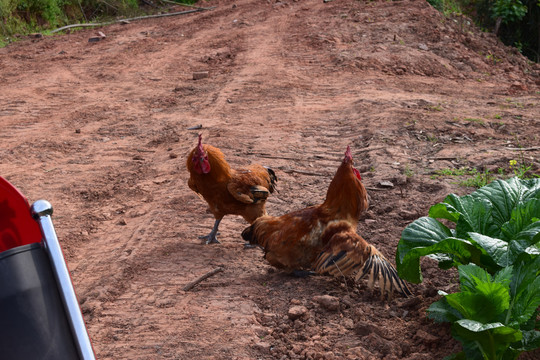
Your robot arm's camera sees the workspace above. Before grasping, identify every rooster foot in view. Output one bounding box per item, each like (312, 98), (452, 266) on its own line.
(198, 234), (220, 244)
(243, 242), (258, 249)
(291, 270), (316, 278)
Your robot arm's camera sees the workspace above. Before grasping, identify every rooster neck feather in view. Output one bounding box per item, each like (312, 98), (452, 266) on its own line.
(322, 161), (368, 222)
(187, 144), (232, 183)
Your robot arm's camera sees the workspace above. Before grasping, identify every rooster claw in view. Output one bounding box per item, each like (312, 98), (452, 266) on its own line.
(198, 234), (220, 244)
(243, 242), (257, 249)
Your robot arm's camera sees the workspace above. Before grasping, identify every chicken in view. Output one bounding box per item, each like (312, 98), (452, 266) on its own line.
(241, 146), (411, 298)
(187, 134), (277, 244)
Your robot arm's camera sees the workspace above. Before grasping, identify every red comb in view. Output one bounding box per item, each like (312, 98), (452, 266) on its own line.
(197, 134), (204, 152)
(344, 146), (353, 162)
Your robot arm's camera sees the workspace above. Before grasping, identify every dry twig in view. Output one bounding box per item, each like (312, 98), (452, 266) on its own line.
(183, 267), (224, 291)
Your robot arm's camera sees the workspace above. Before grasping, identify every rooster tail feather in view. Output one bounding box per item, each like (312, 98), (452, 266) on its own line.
(264, 166), (278, 193)
(315, 245), (411, 298)
(354, 250), (412, 299)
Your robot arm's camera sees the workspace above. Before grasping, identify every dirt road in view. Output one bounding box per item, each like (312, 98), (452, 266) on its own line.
(1, 0), (539, 358)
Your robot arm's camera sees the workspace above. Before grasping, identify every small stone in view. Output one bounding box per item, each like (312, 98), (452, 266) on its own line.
(400, 295), (422, 309)
(252, 341), (271, 353)
(418, 43), (429, 51)
(169, 153), (178, 159)
(117, 219), (127, 226)
(378, 180), (394, 188)
(75, 129), (81, 134)
(313, 295), (340, 311)
(193, 71), (209, 80)
(288, 305), (308, 320)
(29, 33), (43, 39)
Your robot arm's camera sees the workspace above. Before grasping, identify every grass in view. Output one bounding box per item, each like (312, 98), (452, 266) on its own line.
(432, 158), (538, 189)
(404, 164), (414, 178)
(431, 167), (498, 188)
(464, 117), (484, 125)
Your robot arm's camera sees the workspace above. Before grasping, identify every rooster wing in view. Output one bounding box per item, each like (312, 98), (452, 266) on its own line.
(314, 221), (411, 299)
(227, 165), (277, 204)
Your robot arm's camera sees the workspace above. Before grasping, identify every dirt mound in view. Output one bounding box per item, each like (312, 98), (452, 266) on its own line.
(0, 0), (538, 359)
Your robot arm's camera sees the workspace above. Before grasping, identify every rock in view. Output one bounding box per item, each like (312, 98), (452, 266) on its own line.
(313, 295), (340, 311)
(400, 209), (418, 220)
(252, 341), (272, 353)
(400, 295), (422, 309)
(510, 81), (528, 92)
(354, 321), (383, 337)
(288, 305), (308, 320)
(378, 180), (394, 188)
(363, 332), (393, 356)
(256, 312), (276, 326)
(418, 43), (429, 51)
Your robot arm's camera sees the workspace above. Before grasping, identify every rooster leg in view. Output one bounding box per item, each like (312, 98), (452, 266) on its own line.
(199, 219), (221, 244)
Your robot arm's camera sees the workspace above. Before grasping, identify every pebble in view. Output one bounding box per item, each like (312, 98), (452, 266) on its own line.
(313, 295), (340, 311)
(288, 305), (308, 320)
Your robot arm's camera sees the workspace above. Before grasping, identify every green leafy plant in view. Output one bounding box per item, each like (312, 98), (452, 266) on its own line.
(396, 177), (540, 359)
(427, 260), (540, 360)
(397, 177), (540, 282)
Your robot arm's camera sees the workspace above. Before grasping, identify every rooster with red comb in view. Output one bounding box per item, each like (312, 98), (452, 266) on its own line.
(187, 135), (277, 244)
(242, 146), (411, 299)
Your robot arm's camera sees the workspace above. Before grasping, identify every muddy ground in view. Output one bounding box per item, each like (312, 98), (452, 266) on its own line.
(1, 0), (539, 358)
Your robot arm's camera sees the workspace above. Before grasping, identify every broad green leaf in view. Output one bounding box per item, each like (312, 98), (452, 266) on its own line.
(429, 201), (460, 223)
(509, 256), (540, 299)
(427, 297), (462, 323)
(469, 232), (512, 267)
(511, 276), (540, 325)
(397, 236), (480, 283)
(473, 179), (524, 227)
(501, 199), (540, 241)
(439, 195), (496, 237)
(453, 320), (522, 360)
(397, 217), (453, 282)
(456, 320), (518, 336)
(458, 263), (492, 292)
(493, 266), (513, 287)
(521, 178), (540, 202)
(513, 329), (540, 351)
(446, 288), (508, 324)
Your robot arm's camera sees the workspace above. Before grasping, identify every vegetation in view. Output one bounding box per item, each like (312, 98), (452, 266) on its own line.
(396, 177), (540, 359)
(0, 0), (195, 45)
(427, 0), (540, 62)
(432, 157), (538, 189)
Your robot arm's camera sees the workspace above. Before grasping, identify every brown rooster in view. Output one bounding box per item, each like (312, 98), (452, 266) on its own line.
(187, 134), (277, 244)
(241, 146), (411, 298)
